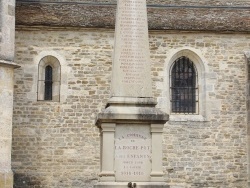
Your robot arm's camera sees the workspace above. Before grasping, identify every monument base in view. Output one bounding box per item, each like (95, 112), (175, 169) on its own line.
(95, 97), (169, 187)
(0, 171), (13, 188)
(94, 182), (170, 188)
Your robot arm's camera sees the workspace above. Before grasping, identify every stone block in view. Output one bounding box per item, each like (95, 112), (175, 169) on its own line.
(0, 171), (13, 188)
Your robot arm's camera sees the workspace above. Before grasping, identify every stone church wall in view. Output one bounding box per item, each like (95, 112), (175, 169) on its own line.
(12, 28), (249, 187)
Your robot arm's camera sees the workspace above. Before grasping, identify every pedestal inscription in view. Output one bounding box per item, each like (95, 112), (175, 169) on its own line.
(111, 0), (152, 97)
(115, 125), (151, 182)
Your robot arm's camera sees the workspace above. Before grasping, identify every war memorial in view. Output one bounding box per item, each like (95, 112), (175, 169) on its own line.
(95, 0), (168, 186)
(0, 0), (250, 187)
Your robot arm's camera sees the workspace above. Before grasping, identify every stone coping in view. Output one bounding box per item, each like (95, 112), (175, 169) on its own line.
(16, 2), (250, 32)
(96, 105), (169, 127)
(0, 60), (20, 68)
(107, 97), (157, 107)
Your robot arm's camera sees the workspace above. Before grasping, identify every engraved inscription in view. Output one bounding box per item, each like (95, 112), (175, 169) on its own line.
(112, 0), (152, 97)
(117, 0), (148, 85)
(115, 125), (151, 182)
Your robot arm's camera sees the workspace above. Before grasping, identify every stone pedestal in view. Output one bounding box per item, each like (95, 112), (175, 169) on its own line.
(95, 98), (168, 187)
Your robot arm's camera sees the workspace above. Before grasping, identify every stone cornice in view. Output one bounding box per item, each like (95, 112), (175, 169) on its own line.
(0, 60), (20, 68)
(16, 2), (250, 32)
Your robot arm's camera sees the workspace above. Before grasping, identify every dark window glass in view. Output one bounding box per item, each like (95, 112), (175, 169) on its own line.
(171, 56), (197, 113)
(44, 65), (53, 100)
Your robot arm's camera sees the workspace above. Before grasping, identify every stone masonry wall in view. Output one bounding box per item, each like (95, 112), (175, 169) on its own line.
(13, 28), (249, 187)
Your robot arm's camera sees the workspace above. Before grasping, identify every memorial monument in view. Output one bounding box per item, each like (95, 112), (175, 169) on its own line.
(95, 0), (169, 187)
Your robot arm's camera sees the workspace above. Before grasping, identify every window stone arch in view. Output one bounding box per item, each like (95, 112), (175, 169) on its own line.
(161, 47), (210, 121)
(37, 55), (61, 101)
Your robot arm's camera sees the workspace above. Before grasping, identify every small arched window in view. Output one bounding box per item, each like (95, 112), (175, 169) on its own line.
(170, 56), (198, 114)
(37, 56), (61, 101)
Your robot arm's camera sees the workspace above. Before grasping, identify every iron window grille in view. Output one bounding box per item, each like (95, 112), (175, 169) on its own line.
(44, 65), (53, 100)
(170, 56), (198, 114)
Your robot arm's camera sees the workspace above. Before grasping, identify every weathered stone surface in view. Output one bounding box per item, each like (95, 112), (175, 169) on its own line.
(16, 2), (250, 32)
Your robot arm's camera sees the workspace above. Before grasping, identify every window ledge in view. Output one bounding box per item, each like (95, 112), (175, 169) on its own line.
(169, 114), (207, 122)
(36, 100), (60, 103)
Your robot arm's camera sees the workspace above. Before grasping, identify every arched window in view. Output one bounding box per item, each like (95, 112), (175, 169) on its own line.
(170, 56), (198, 114)
(37, 56), (61, 101)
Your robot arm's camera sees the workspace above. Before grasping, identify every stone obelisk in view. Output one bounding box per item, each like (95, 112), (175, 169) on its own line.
(95, 0), (168, 187)
(111, 0), (152, 98)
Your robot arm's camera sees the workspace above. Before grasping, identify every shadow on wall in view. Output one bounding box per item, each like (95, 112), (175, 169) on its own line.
(14, 173), (42, 188)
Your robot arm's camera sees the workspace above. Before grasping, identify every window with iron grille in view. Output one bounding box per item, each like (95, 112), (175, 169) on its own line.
(44, 65), (53, 100)
(170, 56), (198, 114)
